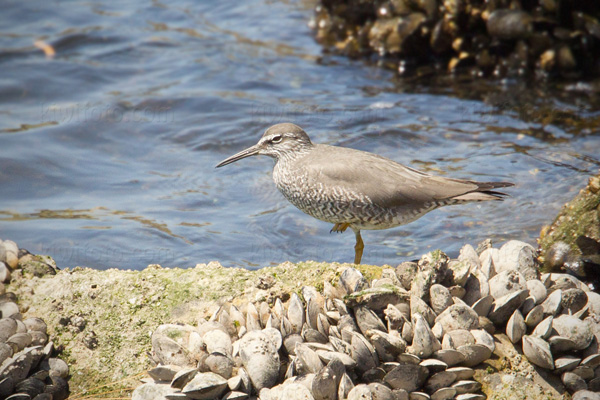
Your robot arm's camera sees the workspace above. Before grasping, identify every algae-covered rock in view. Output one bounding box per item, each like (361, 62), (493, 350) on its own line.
(6, 260), (370, 397)
(539, 172), (600, 287)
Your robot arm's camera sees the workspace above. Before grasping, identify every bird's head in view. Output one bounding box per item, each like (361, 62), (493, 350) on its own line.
(216, 123), (313, 167)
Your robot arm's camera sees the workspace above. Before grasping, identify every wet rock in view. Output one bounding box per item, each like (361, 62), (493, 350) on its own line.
(488, 270), (527, 300)
(451, 380), (482, 395)
(525, 305), (544, 329)
(0, 318), (17, 342)
(239, 330), (280, 390)
(572, 390), (600, 400)
(552, 315), (593, 350)
(470, 329), (494, 353)
(532, 316), (553, 339)
(495, 241), (538, 279)
(355, 306), (387, 335)
(542, 289), (562, 316)
(39, 357), (69, 378)
(171, 368), (197, 389)
(463, 271), (489, 306)
(182, 372), (228, 400)
(486, 10), (533, 41)
(471, 296), (493, 317)
(432, 349), (465, 366)
(296, 343), (324, 375)
(549, 336), (579, 353)
(562, 372), (587, 392)
(0, 302), (19, 319)
(383, 364), (429, 392)
(429, 284), (453, 315)
(442, 330), (474, 350)
(152, 324), (200, 367)
(22, 318), (46, 334)
(148, 364), (182, 382)
(311, 365), (339, 400)
(526, 280), (547, 305)
(340, 268), (369, 295)
(347, 384), (372, 400)
(205, 353), (233, 379)
(222, 391), (248, 400)
(554, 356), (581, 374)
(420, 358), (448, 373)
(366, 329), (406, 362)
(411, 296), (436, 327)
(522, 335), (554, 369)
(488, 289), (528, 324)
(410, 314), (441, 358)
(457, 344), (492, 368)
(288, 293), (306, 335)
(445, 260), (472, 287)
(425, 370), (456, 393)
(506, 310), (526, 344)
(338, 373), (355, 399)
(433, 305), (479, 333)
(203, 329), (232, 356)
(430, 387), (456, 400)
(396, 262), (419, 291)
(281, 382), (315, 400)
(447, 367), (474, 381)
(368, 382), (394, 400)
(132, 382), (178, 400)
(561, 289), (588, 315)
(350, 331), (378, 374)
(347, 287), (410, 314)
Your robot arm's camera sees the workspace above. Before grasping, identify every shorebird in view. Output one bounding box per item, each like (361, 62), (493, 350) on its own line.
(216, 123), (513, 264)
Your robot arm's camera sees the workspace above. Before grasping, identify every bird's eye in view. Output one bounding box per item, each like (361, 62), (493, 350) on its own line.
(271, 134), (283, 144)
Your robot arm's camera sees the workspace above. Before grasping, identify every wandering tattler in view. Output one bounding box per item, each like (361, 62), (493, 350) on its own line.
(216, 123), (513, 264)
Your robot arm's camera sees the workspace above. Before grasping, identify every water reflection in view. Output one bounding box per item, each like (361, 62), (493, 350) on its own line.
(0, 0), (598, 270)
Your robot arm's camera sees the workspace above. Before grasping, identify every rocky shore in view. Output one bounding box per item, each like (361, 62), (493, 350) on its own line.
(1, 238), (599, 399)
(1, 172), (599, 400)
(311, 0), (600, 81)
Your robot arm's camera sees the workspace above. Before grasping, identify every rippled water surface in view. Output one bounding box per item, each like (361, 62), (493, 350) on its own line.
(1, 1), (599, 270)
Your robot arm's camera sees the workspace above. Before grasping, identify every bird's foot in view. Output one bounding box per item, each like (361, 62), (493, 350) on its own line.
(330, 223), (350, 233)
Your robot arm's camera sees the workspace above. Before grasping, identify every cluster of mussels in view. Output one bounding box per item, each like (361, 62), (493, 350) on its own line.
(0, 239), (69, 400)
(310, 0), (600, 80)
(135, 240), (600, 400)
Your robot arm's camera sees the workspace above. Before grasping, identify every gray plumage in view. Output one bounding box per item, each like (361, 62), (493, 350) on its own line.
(216, 123), (513, 264)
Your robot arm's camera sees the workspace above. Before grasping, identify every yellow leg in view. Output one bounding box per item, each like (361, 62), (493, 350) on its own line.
(330, 222), (350, 233)
(353, 229), (364, 265)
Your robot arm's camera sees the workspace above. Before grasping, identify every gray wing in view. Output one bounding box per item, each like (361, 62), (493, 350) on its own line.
(301, 145), (488, 207)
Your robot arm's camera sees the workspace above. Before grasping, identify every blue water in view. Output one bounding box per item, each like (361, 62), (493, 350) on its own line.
(1, 0), (599, 269)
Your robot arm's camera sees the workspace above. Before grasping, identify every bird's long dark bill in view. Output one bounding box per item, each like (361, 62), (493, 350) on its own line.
(215, 144), (260, 168)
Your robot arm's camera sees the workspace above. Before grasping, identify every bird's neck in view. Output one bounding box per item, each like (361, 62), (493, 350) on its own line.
(274, 145), (313, 166)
